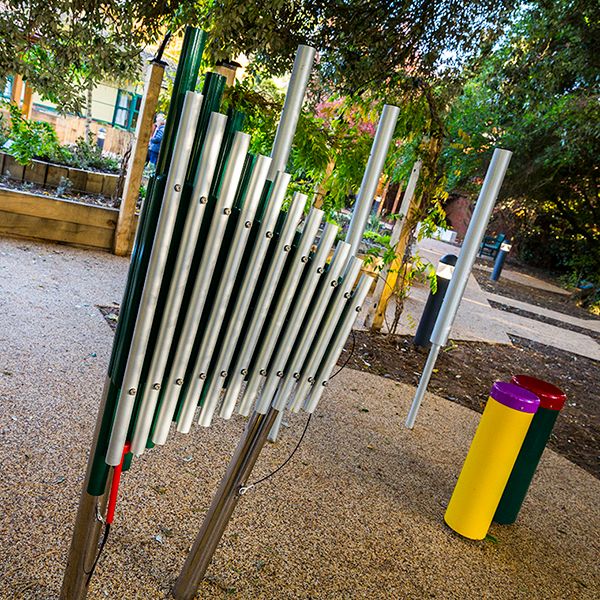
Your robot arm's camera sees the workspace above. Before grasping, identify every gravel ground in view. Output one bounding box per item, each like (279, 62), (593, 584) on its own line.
(1, 237), (599, 599)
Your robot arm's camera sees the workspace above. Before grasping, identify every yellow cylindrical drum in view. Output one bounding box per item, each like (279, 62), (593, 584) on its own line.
(444, 381), (540, 540)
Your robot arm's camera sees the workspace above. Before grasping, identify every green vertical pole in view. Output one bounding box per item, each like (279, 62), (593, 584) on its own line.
(494, 375), (566, 524)
(87, 27), (206, 496)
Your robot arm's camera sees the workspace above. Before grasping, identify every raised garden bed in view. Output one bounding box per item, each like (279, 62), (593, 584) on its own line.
(0, 187), (121, 250)
(0, 151), (119, 197)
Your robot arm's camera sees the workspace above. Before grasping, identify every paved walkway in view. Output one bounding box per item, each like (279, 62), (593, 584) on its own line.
(0, 236), (598, 599)
(359, 238), (600, 361)
(476, 262), (571, 295)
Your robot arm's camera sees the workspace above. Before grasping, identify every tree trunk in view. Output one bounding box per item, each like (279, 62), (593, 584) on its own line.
(84, 81), (93, 143)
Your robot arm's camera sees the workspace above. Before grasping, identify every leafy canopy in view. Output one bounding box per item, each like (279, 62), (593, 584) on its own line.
(444, 0), (599, 274)
(0, 1), (205, 112)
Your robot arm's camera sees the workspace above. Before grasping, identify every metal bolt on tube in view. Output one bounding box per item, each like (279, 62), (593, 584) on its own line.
(235, 207), (324, 417)
(345, 104), (400, 255)
(176, 155), (272, 433)
(152, 130), (251, 446)
(255, 223), (339, 416)
(267, 45), (316, 181)
(268, 246), (352, 448)
(105, 91), (203, 466)
(405, 148), (512, 429)
(290, 256), (364, 413)
(128, 112), (228, 456)
(272, 242), (352, 409)
(218, 192), (308, 420)
(271, 241), (351, 413)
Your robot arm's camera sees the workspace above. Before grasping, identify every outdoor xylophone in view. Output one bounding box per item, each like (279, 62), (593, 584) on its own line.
(61, 26), (400, 600)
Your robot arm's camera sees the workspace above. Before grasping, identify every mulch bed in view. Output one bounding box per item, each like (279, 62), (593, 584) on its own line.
(340, 330), (599, 479)
(0, 179), (120, 208)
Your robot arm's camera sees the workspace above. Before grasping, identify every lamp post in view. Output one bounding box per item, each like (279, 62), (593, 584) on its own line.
(413, 254), (458, 348)
(490, 239), (511, 281)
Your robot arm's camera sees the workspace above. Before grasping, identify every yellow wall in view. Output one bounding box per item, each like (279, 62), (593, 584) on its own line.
(32, 82), (138, 124)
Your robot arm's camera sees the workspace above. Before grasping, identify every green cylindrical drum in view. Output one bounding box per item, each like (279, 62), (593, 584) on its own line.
(494, 375), (566, 525)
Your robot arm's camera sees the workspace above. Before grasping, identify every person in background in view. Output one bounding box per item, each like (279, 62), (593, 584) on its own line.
(147, 113), (166, 166)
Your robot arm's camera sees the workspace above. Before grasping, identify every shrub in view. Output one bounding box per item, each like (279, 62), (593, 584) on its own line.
(2, 102), (68, 165)
(1, 103), (121, 173)
(59, 136), (121, 173)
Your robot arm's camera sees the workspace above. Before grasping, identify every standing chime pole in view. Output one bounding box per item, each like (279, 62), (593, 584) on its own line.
(60, 378), (113, 600)
(114, 60), (166, 256)
(405, 148), (512, 429)
(61, 27), (207, 600)
(172, 408), (279, 600)
(267, 45), (316, 181)
(345, 104), (400, 256)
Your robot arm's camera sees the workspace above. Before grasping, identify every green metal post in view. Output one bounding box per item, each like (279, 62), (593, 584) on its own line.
(87, 26), (206, 495)
(494, 375), (566, 524)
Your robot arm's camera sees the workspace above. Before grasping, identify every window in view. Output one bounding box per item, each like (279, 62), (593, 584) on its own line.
(112, 90), (142, 131)
(1, 76), (13, 100)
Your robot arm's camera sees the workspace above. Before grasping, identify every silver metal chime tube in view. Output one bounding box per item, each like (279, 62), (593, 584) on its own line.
(254, 222), (338, 415)
(345, 104), (400, 256)
(200, 172), (292, 421)
(218, 192), (308, 420)
(270, 241), (352, 412)
(175, 155), (272, 433)
(290, 256), (364, 412)
(129, 112), (228, 456)
(152, 130), (251, 445)
(304, 275), (373, 413)
(105, 91), (203, 465)
(237, 209), (327, 416)
(405, 148), (513, 428)
(267, 45), (316, 181)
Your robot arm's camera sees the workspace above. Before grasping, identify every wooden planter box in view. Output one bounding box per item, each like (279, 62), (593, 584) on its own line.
(0, 187), (119, 251)
(0, 152), (119, 196)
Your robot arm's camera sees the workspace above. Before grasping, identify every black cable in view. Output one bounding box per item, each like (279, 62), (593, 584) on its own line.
(249, 413), (313, 489)
(84, 523), (111, 585)
(246, 330), (357, 490)
(329, 329), (356, 380)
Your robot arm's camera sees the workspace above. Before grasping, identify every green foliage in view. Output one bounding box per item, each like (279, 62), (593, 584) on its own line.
(62, 137), (121, 173)
(2, 102), (66, 165)
(443, 0), (599, 281)
(0, 2), (206, 113)
(202, 0), (514, 91)
(2, 104), (121, 172)
(0, 112), (8, 146)
(224, 82), (379, 212)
